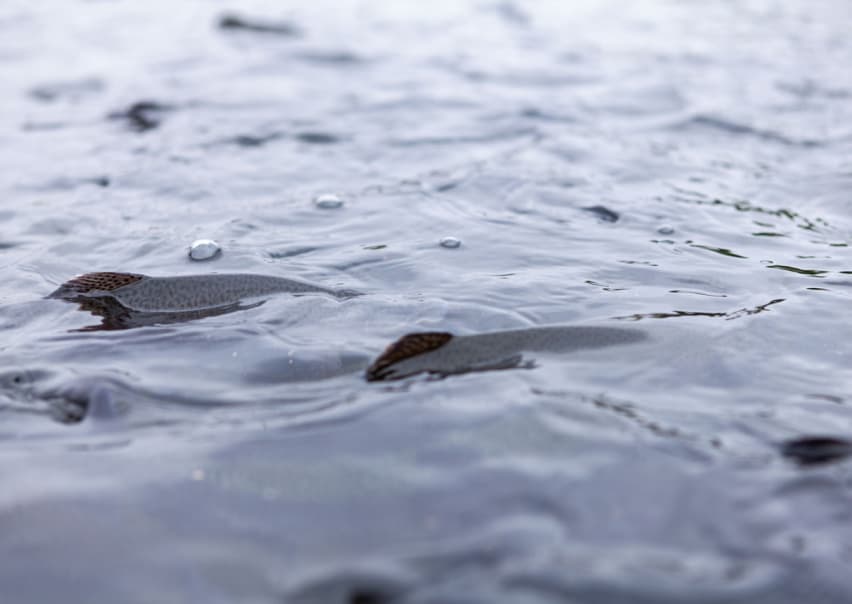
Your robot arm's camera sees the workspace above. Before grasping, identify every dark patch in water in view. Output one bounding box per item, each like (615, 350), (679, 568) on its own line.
(519, 107), (577, 123)
(227, 132), (284, 148)
(433, 181), (459, 192)
(668, 190), (830, 232)
(390, 127), (538, 147)
(766, 264), (828, 277)
(88, 176), (110, 187)
(776, 79), (851, 100)
(781, 436), (852, 466)
(296, 132), (340, 145)
(268, 246), (319, 259)
(219, 132), (336, 147)
(582, 205), (619, 223)
(109, 101), (173, 133)
(295, 50), (363, 65)
(29, 77), (104, 102)
(218, 13), (301, 37)
(49, 392), (88, 424)
(25, 175), (111, 191)
(21, 121), (67, 131)
(491, 1), (531, 26)
(684, 115), (822, 148)
(806, 393), (844, 404)
(348, 589), (394, 604)
(286, 570), (408, 604)
(688, 243), (747, 259)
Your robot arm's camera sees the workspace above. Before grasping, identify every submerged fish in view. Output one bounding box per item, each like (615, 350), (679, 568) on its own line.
(48, 271), (359, 313)
(366, 325), (647, 381)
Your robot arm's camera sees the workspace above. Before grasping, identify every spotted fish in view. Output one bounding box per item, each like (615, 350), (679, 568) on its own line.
(366, 325), (647, 381)
(49, 271), (359, 313)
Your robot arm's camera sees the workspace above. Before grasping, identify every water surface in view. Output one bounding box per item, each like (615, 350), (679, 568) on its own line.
(2, 1), (852, 602)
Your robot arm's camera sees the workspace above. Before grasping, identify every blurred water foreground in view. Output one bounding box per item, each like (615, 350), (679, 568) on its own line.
(2, 1), (852, 603)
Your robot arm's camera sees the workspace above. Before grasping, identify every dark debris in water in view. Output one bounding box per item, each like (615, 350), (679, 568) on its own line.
(582, 205), (619, 223)
(109, 101), (173, 133)
(781, 436), (852, 466)
(218, 13), (301, 37)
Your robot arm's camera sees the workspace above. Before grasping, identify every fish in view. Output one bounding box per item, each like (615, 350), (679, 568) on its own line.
(48, 272), (359, 314)
(366, 325), (648, 381)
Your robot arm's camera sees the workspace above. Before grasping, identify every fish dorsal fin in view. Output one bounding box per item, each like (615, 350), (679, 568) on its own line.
(61, 272), (144, 294)
(366, 331), (453, 381)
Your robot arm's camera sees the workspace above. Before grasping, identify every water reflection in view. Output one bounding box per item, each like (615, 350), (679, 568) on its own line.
(766, 265), (828, 277)
(681, 115), (823, 148)
(616, 298), (784, 321)
(67, 295), (263, 331)
(668, 187), (831, 232)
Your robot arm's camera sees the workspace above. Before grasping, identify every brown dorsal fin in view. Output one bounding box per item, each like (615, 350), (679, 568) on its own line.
(59, 272), (144, 295)
(366, 332), (453, 381)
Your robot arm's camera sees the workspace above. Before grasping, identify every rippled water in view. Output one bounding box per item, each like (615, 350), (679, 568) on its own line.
(3, 1), (852, 602)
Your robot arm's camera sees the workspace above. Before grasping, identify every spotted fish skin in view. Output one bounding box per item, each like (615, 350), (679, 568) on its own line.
(366, 325), (648, 381)
(367, 332), (453, 380)
(50, 272), (358, 312)
(48, 272), (144, 298)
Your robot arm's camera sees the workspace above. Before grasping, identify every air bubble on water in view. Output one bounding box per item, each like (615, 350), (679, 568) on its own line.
(314, 193), (344, 209)
(440, 236), (461, 249)
(189, 239), (221, 260)
(657, 225), (675, 235)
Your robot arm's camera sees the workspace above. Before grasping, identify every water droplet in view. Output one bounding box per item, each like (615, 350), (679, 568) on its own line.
(189, 239), (221, 261)
(314, 193), (344, 209)
(657, 225), (675, 235)
(440, 236), (461, 249)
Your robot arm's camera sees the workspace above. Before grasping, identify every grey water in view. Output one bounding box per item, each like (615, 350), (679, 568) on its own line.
(2, 0), (852, 602)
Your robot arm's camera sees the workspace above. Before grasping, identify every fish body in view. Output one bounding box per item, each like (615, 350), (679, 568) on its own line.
(366, 325), (647, 381)
(49, 272), (357, 313)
